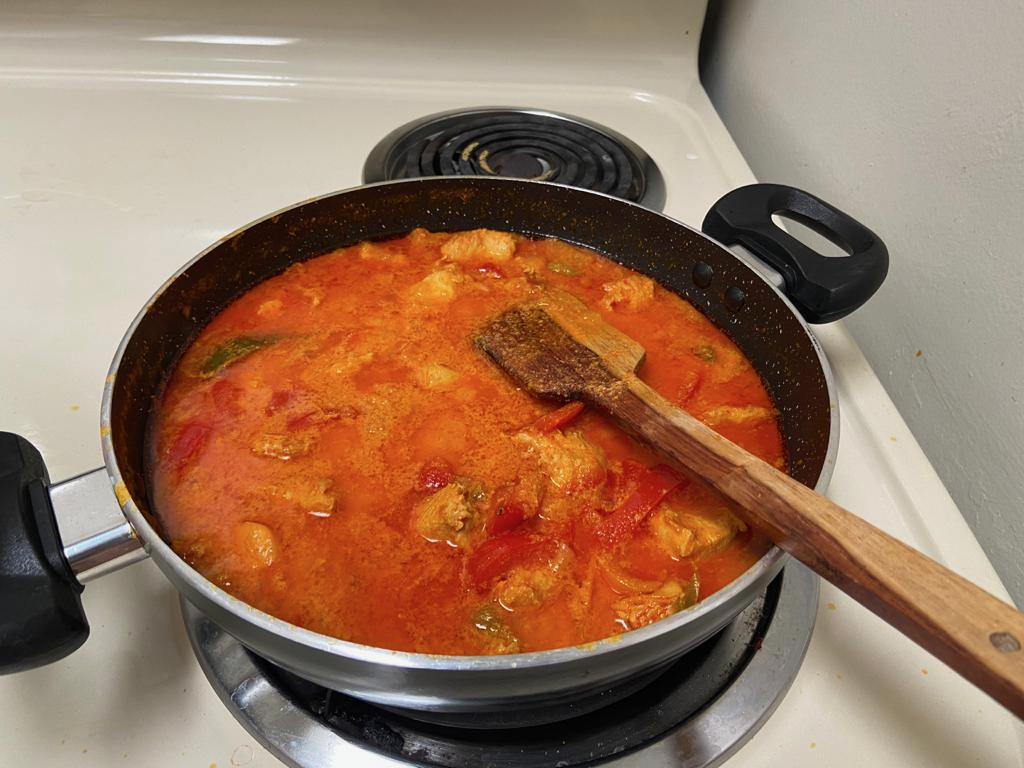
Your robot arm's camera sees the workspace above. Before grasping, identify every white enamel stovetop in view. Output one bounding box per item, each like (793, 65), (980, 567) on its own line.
(1, 2), (1022, 766)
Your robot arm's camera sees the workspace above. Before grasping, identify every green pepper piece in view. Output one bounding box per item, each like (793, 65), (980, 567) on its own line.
(472, 603), (505, 635)
(693, 344), (717, 363)
(199, 336), (276, 378)
(471, 602), (520, 652)
(675, 571), (701, 612)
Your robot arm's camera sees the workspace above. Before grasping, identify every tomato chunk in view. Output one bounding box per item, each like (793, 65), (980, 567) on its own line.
(167, 422), (210, 469)
(477, 262), (506, 279)
(595, 464), (688, 545)
(488, 501), (526, 535)
(418, 458), (455, 491)
(210, 379), (241, 412)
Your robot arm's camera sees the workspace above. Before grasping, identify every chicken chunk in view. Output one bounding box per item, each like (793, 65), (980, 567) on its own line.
(234, 522), (277, 568)
(357, 241), (407, 263)
(412, 480), (479, 547)
(612, 580), (693, 630)
(321, 346), (374, 377)
(251, 433), (314, 460)
(649, 505), (746, 559)
(409, 267), (464, 302)
(415, 363), (459, 391)
(700, 404), (777, 425)
(513, 428), (606, 493)
(257, 299), (283, 318)
(406, 227), (450, 249)
(599, 274), (656, 312)
(494, 567), (556, 610)
(267, 477), (336, 517)
(441, 229), (517, 263)
(515, 254), (547, 279)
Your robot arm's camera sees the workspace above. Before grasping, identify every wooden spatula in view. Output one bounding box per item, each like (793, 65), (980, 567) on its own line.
(475, 288), (1024, 718)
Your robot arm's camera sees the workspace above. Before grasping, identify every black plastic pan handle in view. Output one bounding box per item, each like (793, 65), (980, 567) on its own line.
(702, 184), (888, 323)
(0, 432), (89, 673)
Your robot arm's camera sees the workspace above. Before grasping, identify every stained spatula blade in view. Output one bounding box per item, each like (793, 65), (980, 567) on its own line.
(474, 289), (646, 402)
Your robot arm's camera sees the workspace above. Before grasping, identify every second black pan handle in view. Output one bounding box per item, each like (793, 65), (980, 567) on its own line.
(0, 432), (89, 673)
(702, 184), (888, 323)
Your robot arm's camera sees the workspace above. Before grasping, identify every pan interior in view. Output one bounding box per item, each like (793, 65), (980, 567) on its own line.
(108, 176), (831, 637)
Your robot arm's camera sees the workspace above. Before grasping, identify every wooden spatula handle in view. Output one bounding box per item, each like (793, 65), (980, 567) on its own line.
(595, 373), (1024, 718)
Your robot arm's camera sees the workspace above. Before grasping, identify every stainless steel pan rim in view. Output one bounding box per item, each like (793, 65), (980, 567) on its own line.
(98, 176), (839, 673)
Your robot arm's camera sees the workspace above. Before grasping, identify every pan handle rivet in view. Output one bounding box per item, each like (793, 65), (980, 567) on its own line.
(692, 261), (714, 288)
(990, 631), (1021, 653)
(724, 286), (746, 312)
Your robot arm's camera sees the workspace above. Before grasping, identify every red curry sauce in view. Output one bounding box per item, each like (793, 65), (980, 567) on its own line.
(149, 228), (784, 655)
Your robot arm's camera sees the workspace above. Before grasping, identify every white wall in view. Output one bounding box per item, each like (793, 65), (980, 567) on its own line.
(700, 1), (1024, 605)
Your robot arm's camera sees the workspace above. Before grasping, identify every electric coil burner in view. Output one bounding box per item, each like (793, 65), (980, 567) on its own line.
(362, 108), (666, 210)
(185, 564), (817, 768)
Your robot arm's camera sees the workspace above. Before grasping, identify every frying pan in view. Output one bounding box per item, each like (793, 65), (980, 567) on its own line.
(0, 177), (887, 724)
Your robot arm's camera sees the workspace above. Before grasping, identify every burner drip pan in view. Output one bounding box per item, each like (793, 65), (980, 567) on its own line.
(183, 563), (817, 768)
(362, 107), (666, 211)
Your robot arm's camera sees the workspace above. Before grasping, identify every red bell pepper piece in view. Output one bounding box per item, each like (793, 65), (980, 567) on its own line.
(594, 464), (688, 545)
(285, 411), (318, 431)
(266, 389), (292, 412)
(532, 401), (585, 434)
(488, 501), (526, 535)
(468, 532), (553, 587)
(570, 507), (603, 561)
(286, 406), (356, 432)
